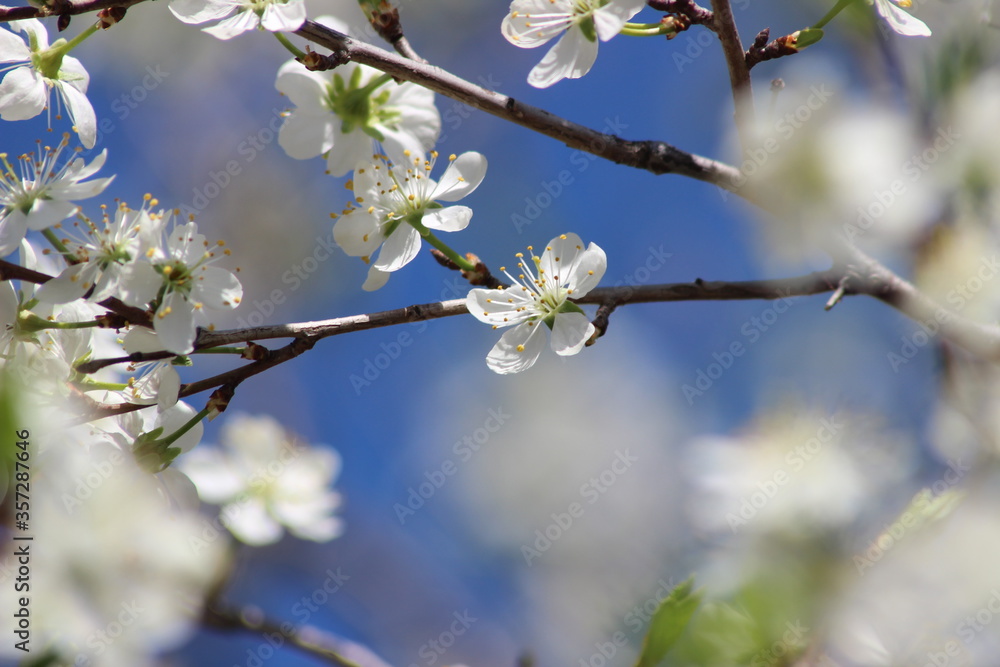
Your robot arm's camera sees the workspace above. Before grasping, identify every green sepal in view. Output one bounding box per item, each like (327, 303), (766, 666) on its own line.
(579, 15), (598, 42)
(634, 575), (704, 667)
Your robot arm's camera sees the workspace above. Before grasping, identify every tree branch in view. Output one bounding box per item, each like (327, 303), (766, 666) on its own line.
(293, 20), (746, 194)
(709, 0), (755, 147)
(0, 0), (145, 21)
(204, 602), (392, 667)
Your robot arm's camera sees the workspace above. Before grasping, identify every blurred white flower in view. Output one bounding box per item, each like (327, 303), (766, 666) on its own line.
(334, 150), (486, 290)
(0, 435), (225, 666)
(0, 19), (97, 147)
(466, 233), (605, 374)
(501, 0), (644, 88)
(276, 46), (440, 177)
(168, 0), (306, 40)
(0, 138), (112, 256)
(180, 413), (344, 545)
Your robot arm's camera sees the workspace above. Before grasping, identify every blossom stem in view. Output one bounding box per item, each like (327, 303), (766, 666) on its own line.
(619, 22), (674, 36)
(41, 228), (80, 264)
(77, 380), (129, 391)
(274, 32), (308, 60)
(55, 22), (101, 56)
(406, 217), (476, 271)
(811, 0), (860, 30)
(37, 319), (103, 330)
(157, 405), (212, 451)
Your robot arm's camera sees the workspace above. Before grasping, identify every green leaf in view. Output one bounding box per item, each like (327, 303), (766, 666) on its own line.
(634, 575), (704, 667)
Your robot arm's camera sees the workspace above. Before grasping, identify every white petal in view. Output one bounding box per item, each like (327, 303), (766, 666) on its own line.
(156, 365), (182, 411)
(0, 211), (30, 257)
(118, 260), (162, 308)
(157, 401), (204, 454)
(373, 224), (422, 272)
(275, 60), (330, 110)
(422, 206), (471, 233)
(192, 265), (242, 310)
(502, 0), (571, 48)
(593, 0), (645, 41)
(203, 8), (259, 39)
(11, 19), (48, 50)
(431, 152), (487, 202)
(169, 0), (239, 24)
(35, 263), (90, 304)
(56, 79), (97, 149)
(565, 242), (607, 296)
(539, 232), (585, 283)
(527, 26), (599, 88)
(157, 468), (201, 511)
(23, 198), (78, 230)
(278, 110), (335, 160)
(180, 447), (246, 503)
(361, 265), (390, 291)
(154, 291), (197, 354)
(225, 498), (284, 545)
(0, 25), (31, 63)
(260, 0), (306, 32)
(874, 0), (931, 36)
(0, 66), (46, 121)
(550, 311), (594, 356)
(332, 210), (381, 257)
(122, 327), (163, 353)
(466, 287), (534, 326)
(326, 127), (374, 178)
(486, 322), (546, 374)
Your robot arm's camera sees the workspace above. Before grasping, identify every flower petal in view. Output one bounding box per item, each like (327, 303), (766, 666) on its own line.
(486, 321), (546, 374)
(502, 0), (571, 49)
(550, 311), (594, 356)
(0, 25), (31, 63)
(527, 25), (598, 88)
(56, 77), (97, 149)
(168, 0), (239, 24)
(332, 210), (381, 257)
(361, 265), (390, 291)
(203, 8), (259, 39)
(260, 0), (306, 32)
(539, 232), (586, 283)
(593, 0), (645, 41)
(154, 291), (197, 354)
(466, 287), (534, 326)
(35, 263), (91, 304)
(873, 0), (931, 36)
(431, 152), (487, 202)
(192, 265), (242, 310)
(372, 224), (421, 272)
(0, 66), (46, 121)
(326, 126), (374, 178)
(565, 242), (606, 296)
(422, 205), (472, 233)
(225, 498), (284, 545)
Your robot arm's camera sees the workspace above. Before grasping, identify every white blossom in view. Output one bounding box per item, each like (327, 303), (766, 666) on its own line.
(466, 233), (606, 374)
(0, 19), (97, 147)
(168, 0), (306, 40)
(179, 413), (344, 545)
(276, 54), (440, 177)
(334, 150), (487, 290)
(0, 137), (112, 257)
(501, 0), (645, 88)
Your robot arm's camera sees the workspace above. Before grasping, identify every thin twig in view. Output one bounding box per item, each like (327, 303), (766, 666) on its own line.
(710, 0), (755, 148)
(293, 20), (747, 194)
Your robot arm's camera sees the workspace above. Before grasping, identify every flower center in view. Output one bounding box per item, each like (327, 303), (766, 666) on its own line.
(326, 68), (398, 141)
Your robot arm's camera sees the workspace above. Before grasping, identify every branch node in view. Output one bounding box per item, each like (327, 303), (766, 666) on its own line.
(301, 47), (349, 71)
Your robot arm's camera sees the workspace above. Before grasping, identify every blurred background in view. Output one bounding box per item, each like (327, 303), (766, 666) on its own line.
(4, 0), (1000, 664)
